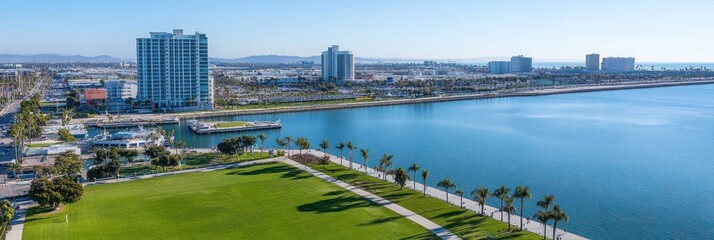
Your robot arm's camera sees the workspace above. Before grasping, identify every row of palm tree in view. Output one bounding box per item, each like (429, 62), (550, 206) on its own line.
(276, 138), (569, 238)
(534, 195), (570, 240)
(382, 157), (570, 237)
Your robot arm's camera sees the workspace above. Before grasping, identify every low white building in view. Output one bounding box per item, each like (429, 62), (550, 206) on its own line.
(25, 145), (81, 156)
(105, 79), (138, 100)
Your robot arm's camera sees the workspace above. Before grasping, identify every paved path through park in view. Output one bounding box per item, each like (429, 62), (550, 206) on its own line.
(281, 158), (461, 240)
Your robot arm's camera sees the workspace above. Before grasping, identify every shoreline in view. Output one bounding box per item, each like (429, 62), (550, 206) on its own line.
(305, 149), (587, 240)
(73, 79), (714, 123)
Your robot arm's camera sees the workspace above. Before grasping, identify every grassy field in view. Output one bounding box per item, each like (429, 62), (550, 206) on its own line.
(306, 162), (542, 240)
(214, 121), (248, 128)
(25, 162), (435, 240)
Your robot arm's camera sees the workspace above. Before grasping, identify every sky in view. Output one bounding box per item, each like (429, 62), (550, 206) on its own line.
(1, 0), (713, 62)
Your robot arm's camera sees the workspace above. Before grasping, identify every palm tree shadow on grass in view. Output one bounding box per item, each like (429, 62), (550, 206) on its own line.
(225, 164), (310, 180)
(323, 190), (345, 196)
(441, 214), (521, 239)
(433, 209), (466, 220)
(356, 215), (404, 226)
(297, 196), (375, 213)
(399, 232), (441, 240)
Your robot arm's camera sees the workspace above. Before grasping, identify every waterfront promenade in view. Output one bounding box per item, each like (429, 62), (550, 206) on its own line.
(302, 149), (587, 240)
(70, 79), (714, 124)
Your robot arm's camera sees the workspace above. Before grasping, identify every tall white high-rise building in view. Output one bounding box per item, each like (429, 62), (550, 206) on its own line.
(136, 29), (212, 111)
(601, 57), (635, 72)
(586, 53), (600, 71)
(321, 45), (354, 81)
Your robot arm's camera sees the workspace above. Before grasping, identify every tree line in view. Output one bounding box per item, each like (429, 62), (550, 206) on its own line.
(8, 94), (49, 174)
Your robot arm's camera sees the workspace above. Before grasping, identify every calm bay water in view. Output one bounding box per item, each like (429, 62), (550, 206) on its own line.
(91, 84), (714, 239)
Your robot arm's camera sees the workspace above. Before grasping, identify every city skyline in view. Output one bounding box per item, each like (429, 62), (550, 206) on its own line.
(2, 0), (714, 62)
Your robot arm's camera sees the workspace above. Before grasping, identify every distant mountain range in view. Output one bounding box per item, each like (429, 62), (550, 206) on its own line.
(208, 55), (524, 64)
(0, 53), (578, 64)
(0, 54), (125, 63)
(209, 55), (321, 63)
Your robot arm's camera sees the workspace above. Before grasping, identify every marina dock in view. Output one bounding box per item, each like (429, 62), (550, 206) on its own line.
(188, 120), (281, 134)
(85, 117), (179, 128)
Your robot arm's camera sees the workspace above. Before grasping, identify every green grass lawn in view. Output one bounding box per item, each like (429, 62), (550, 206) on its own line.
(214, 121), (248, 128)
(26, 143), (55, 148)
(306, 162), (542, 240)
(25, 162), (435, 240)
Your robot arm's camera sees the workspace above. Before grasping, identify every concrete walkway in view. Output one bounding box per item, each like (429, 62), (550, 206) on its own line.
(281, 158), (460, 240)
(303, 150), (587, 240)
(5, 198), (34, 240)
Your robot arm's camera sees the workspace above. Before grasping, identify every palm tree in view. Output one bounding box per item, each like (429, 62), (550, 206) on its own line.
(513, 185), (532, 230)
(550, 204), (569, 240)
(502, 196), (517, 231)
(536, 195), (556, 239)
(407, 163), (419, 190)
(493, 186), (511, 221)
(436, 178), (456, 203)
(534, 210), (550, 240)
(257, 133), (268, 157)
(174, 140), (186, 155)
(471, 186), (490, 215)
(275, 138), (287, 155)
(455, 189), (464, 208)
(378, 154), (393, 181)
(347, 141), (357, 170)
(537, 195), (556, 212)
(335, 142), (345, 166)
(284, 136), (293, 156)
(421, 170), (429, 196)
(319, 139), (330, 158)
(359, 149), (369, 174)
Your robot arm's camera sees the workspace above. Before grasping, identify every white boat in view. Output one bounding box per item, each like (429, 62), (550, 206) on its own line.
(91, 126), (164, 148)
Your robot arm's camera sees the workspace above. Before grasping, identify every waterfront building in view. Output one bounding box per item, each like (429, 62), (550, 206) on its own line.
(602, 57), (635, 72)
(136, 29), (213, 112)
(321, 45), (355, 82)
(105, 79), (138, 112)
(586, 53), (600, 71)
(488, 61), (511, 74)
(510, 55), (533, 73)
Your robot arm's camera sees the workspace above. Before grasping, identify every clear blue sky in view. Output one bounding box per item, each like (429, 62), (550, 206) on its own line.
(2, 0), (712, 62)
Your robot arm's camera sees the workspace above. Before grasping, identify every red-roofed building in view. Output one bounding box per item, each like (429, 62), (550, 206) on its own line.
(84, 88), (107, 107)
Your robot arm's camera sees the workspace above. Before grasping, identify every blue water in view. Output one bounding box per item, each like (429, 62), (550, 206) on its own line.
(90, 85), (714, 239)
